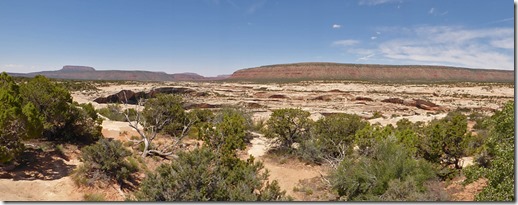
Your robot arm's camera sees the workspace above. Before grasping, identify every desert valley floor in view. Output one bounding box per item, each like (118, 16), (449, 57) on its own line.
(1, 80), (514, 201)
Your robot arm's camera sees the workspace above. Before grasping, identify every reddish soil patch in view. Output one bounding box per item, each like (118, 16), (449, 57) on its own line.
(445, 176), (488, 201)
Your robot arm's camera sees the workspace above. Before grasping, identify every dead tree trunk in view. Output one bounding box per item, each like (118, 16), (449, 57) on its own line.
(122, 93), (193, 159)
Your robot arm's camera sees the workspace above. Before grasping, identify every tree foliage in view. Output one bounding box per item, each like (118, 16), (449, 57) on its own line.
(465, 101), (514, 201)
(135, 147), (288, 201)
(394, 119), (423, 157)
(302, 113), (367, 164)
(354, 123), (394, 156)
(74, 138), (138, 186)
(265, 108), (312, 150)
(330, 136), (437, 201)
(0, 73), (43, 163)
(19, 75), (102, 143)
(198, 108), (250, 157)
(143, 94), (186, 137)
(421, 112), (469, 169)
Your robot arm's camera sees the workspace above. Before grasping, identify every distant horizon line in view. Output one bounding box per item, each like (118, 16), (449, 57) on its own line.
(5, 61), (514, 77)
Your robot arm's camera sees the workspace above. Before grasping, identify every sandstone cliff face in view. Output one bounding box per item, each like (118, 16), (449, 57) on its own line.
(229, 63), (514, 83)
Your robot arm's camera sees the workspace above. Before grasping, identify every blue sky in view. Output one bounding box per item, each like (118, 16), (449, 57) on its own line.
(0, 0), (514, 76)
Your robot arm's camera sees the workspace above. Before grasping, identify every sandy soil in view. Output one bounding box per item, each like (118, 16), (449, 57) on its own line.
(242, 133), (324, 199)
(446, 176), (488, 201)
(101, 119), (141, 141)
(0, 177), (83, 201)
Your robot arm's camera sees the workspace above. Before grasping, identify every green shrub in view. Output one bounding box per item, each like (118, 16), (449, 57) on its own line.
(380, 177), (449, 201)
(312, 113), (368, 163)
(19, 75), (102, 143)
(198, 108), (251, 160)
(74, 139), (137, 186)
(97, 104), (137, 122)
(420, 111), (470, 169)
(296, 138), (324, 164)
(265, 108), (312, 151)
(465, 101), (514, 201)
(330, 136), (436, 201)
(354, 124), (394, 156)
(143, 94), (186, 137)
(0, 72), (43, 163)
(135, 147), (289, 201)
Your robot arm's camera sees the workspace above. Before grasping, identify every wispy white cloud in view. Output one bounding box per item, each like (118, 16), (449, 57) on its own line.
(357, 53), (375, 61)
(484, 17), (514, 25)
(332, 24), (342, 29)
(490, 37), (513, 49)
(377, 26), (514, 69)
(358, 0), (403, 6)
(429, 7), (448, 16)
(371, 36), (378, 40)
(332, 40), (360, 46)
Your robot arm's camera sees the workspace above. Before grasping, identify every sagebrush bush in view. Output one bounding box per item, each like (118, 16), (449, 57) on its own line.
(265, 108), (313, 150)
(330, 136), (437, 201)
(136, 147), (289, 201)
(311, 113), (368, 163)
(74, 139), (138, 187)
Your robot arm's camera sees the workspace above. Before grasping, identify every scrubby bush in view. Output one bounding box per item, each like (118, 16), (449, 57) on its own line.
(200, 108), (248, 150)
(97, 104), (137, 121)
(311, 113), (368, 164)
(73, 138), (137, 186)
(19, 75), (102, 143)
(330, 136), (437, 201)
(135, 147), (288, 201)
(143, 94), (186, 137)
(187, 108), (215, 138)
(353, 123), (394, 156)
(380, 178), (449, 201)
(265, 108), (312, 151)
(0, 73), (43, 163)
(394, 121), (420, 157)
(421, 111), (469, 169)
(465, 101), (514, 201)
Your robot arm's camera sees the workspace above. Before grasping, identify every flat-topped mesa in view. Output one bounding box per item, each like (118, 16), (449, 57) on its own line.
(229, 62), (515, 83)
(60, 65), (96, 72)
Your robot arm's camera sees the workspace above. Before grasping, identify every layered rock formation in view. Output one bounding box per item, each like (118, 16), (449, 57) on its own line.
(229, 62), (514, 83)
(94, 87), (196, 104)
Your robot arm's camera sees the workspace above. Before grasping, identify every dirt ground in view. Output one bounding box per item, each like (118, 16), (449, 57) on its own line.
(0, 144), (83, 201)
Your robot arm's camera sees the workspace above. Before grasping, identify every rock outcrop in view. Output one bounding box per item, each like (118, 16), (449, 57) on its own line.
(229, 62), (514, 83)
(381, 97), (443, 111)
(94, 87), (196, 104)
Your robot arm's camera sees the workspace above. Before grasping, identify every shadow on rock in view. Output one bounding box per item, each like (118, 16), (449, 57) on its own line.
(0, 148), (76, 181)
